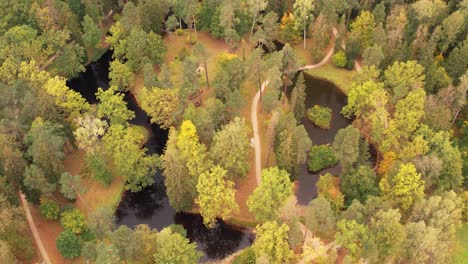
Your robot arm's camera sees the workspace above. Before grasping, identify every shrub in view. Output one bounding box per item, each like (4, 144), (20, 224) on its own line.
(332, 51), (348, 68)
(175, 28), (184, 36)
(177, 47), (189, 61)
(186, 34), (197, 45)
(307, 105), (332, 129)
(39, 199), (60, 220)
(308, 145), (337, 172)
(233, 247), (256, 264)
(56, 230), (82, 259)
(61, 209), (86, 234)
(85, 154), (113, 185)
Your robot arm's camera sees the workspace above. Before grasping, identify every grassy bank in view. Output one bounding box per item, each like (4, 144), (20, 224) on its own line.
(454, 224), (468, 263)
(306, 62), (356, 94)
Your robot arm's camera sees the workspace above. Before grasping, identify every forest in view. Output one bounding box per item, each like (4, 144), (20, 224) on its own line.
(0, 0), (466, 263)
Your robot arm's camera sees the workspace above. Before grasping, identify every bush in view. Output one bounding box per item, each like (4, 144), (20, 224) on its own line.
(332, 51), (348, 68)
(233, 247), (256, 264)
(307, 105), (332, 129)
(186, 34), (197, 45)
(177, 47), (189, 61)
(85, 154), (113, 185)
(39, 199), (60, 220)
(175, 28), (184, 36)
(61, 209), (86, 234)
(308, 145), (337, 173)
(56, 230), (82, 259)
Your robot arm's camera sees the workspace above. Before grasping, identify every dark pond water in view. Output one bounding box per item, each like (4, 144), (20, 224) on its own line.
(294, 73), (351, 205)
(68, 51), (253, 262)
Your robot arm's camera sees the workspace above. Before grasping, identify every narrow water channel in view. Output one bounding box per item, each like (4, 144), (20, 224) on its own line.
(67, 51), (253, 262)
(294, 73), (350, 205)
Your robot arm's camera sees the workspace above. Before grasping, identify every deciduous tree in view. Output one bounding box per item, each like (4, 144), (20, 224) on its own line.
(350, 11), (376, 52)
(247, 167), (293, 222)
(139, 87), (179, 129)
(155, 228), (202, 264)
(196, 166), (239, 228)
(384, 61), (425, 102)
(43, 76), (90, 118)
(60, 209), (86, 234)
(162, 121), (211, 211)
(109, 60), (134, 92)
(96, 86), (135, 125)
(253, 221), (294, 264)
(380, 163), (425, 212)
(103, 124), (158, 192)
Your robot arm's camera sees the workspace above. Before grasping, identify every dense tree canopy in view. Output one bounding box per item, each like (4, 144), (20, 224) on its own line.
(0, 0), (466, 262)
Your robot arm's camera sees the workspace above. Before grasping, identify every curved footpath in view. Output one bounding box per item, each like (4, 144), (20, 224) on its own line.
(251, 28), (339, 184)
(249, 28), (361, 262)
(20, 191), (52, 264)
(251, 27), (362, 184)
(22, 27), (361, 264)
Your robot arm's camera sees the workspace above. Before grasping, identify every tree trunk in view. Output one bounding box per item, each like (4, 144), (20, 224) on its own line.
(49, 194), (63, 206)
(74, 187), (89, 210)
(303, 22), (306, 49)
(179, 18), (182, 29)
(346, 11), (351, 28)
(193, 16), (198, 41)
(282, 76), (288, 104)
(249, 15), (257, 42)
(203, 60), (210, 88)
(258, 72), (262, 102)
(266, 142), (272, 167)
(189, 24), (193, 46)
(452, 107), (462, 125)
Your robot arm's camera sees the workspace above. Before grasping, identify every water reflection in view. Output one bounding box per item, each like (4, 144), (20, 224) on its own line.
(295, 73), (350, 205)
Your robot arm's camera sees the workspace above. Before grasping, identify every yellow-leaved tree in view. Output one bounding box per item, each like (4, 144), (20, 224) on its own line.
(196, 166), (239, 228)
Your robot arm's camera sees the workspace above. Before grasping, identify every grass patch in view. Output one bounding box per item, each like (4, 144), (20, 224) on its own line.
(453, 224), (468, 263)
(227, 217), (258, 229)
(306, 62), (356, 94)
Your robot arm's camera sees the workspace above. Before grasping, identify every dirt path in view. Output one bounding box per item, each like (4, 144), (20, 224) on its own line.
(251, 80), (268, 184)
(251, 28), (341, 183)
(20, 192), (52, 264)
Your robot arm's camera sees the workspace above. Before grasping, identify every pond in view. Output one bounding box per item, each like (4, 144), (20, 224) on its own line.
(294, 73), (351, 206)
(67, 51), (254, 262)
